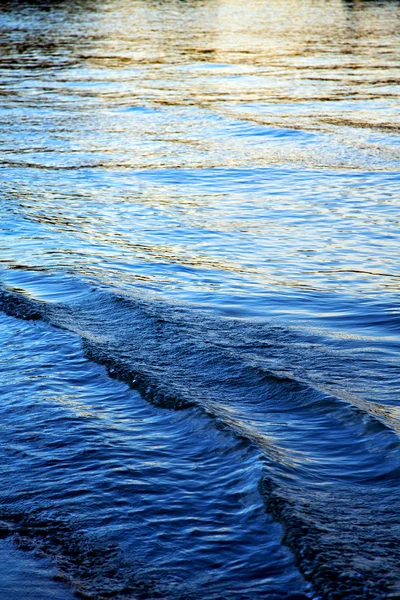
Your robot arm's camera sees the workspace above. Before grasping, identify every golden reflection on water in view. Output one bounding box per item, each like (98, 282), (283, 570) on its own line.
(1, 0), (400, 303)
(79, 0), (400, 106)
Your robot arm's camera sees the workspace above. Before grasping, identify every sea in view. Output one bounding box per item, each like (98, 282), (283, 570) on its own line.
(0, 0), (399, 598)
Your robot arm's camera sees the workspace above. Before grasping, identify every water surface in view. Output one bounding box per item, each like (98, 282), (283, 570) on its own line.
(0, 0), (400, 598)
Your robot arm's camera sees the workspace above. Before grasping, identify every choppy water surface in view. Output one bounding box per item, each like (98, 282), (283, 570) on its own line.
(0, 0), (400, 598)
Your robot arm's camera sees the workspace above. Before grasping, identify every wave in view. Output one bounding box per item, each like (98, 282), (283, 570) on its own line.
(0, 510), (150, 600)
(1, 277), (400, 599)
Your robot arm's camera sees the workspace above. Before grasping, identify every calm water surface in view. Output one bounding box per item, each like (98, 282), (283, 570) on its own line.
(0, 0), (399, 598)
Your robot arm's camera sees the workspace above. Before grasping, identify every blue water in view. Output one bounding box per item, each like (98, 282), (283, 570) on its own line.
(0, 0), (400, 598)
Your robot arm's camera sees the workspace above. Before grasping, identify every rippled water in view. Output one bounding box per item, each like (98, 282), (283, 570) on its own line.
(0, 0), (400, 598)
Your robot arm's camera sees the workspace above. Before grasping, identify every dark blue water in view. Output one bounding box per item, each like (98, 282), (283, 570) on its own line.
(0, 0), (400, 598)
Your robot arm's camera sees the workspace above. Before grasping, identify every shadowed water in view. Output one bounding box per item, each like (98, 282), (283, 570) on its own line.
(0, 0), (399, 598)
